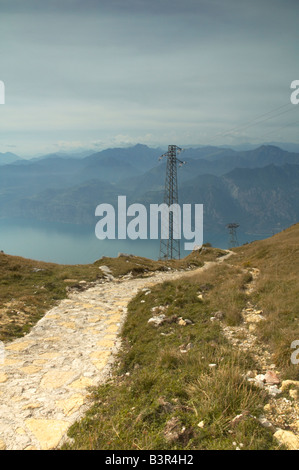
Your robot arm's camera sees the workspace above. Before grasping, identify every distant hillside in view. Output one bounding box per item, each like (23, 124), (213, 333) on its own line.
(84, 144), (163, 173)
(0, 152), (23, 166)
(0, 144), (298, 233)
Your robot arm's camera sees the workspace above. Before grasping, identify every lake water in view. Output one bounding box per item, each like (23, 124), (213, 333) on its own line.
(0, 218), (273, 265)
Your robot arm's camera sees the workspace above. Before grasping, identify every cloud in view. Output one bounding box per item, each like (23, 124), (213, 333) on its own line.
(0, 0), (222, 15)
(1, 0), (299, 155)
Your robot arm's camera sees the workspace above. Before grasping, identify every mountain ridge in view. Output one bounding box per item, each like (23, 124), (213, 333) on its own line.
(0, 143), (298, 234)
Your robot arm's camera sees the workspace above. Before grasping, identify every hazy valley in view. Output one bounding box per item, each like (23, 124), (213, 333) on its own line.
(0, 143), (298, 235)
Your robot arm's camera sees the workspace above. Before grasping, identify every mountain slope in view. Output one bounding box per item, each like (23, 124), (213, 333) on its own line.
(63, 224), (299, 450)
(0, 152), (23, 166)
(0, 224), (298, 450)
(0, 144), (298, 234)
(84, 143), (162, 172)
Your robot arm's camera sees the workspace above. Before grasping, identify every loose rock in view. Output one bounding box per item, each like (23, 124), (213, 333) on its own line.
(264, 370), (280, 385)
(274, 429), (299, 450)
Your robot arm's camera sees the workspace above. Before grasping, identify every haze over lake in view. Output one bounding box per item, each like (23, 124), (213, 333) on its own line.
(0, 218), (273, 265)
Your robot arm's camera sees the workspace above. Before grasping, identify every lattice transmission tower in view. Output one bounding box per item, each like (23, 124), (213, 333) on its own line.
(226, 223), (239, 248)
(159, 145), (186, 260)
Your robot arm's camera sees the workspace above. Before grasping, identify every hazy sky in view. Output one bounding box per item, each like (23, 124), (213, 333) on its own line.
(1, 0), (299, 156)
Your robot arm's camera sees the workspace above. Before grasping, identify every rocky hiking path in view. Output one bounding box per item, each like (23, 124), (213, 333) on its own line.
(1, 254), (232, 451)
(4, 249), (296, 451)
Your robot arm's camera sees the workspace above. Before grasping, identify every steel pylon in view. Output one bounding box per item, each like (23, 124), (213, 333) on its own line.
(159, 145), (186, 260)
(226, 223), (239, 248)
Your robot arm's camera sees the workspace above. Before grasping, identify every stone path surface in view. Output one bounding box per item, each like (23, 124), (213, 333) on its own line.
(0, 268), (190, 450)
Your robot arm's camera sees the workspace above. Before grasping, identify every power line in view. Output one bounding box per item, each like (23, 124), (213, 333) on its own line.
(219, 103), (291, 136)
(218, 103), (295, 137)
(256, 116), (299, 142)
(230, 106), (297, 135)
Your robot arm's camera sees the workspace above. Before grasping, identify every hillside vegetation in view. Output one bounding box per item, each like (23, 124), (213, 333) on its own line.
(61, 223), (299, 450)
(0, 247), (218, 342)
(232, 222), (299, 376)
(1, 224), (298, 450)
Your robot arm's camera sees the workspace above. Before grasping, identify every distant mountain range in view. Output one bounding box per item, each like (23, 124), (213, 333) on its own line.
(0, 152), (23, 166)
(0, 143), (298, 234)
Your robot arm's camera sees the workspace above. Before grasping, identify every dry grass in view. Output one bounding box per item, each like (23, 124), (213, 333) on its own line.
(61, 223), (298, 449)
(0, 247), (224, 343)
(187, 263), (250, 325)
(2, 223), (298, 449)
(231, 223), (299, 378)
(63, 277), (275, 450)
